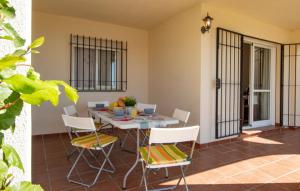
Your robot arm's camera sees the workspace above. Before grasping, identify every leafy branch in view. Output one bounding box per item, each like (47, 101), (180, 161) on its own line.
(0, 0), (79, 190)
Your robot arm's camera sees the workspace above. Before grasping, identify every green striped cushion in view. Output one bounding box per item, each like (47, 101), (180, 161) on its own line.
(139, 144), (188, 165)
(71, 133), (118, 149)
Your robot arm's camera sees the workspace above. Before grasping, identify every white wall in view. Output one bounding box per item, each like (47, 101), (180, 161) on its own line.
(0, 0), (32, 182)
(149, 5), (202, 134)
(32, 12), (149, 135)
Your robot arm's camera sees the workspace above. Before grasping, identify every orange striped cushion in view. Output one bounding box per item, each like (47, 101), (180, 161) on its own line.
(71, 133), (117, 149)
(139, 145), (188, 165)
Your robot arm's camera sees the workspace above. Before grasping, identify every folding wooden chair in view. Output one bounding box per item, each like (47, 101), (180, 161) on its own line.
(139, 126), (199, 191)
(62, 115), (118, 187)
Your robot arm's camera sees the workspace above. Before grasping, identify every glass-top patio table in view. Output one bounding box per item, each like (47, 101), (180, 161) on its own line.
(88, 109), (179, 189)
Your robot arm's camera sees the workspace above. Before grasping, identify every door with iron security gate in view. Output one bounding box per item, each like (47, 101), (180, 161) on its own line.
(215, 28), (243, 139)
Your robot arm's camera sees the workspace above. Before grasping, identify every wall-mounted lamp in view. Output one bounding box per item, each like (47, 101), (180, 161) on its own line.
(201, 13), (213, 34)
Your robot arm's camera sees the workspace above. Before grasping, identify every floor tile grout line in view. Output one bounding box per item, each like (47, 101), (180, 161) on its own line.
(41, 135), (53, 191)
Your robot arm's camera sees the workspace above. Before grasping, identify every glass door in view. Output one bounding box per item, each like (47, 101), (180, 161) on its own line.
(250, 45), (272, 127)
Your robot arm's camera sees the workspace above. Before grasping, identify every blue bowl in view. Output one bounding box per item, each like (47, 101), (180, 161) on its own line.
(144, 108), (154, 115)
(96, 103), (105, 109)
(114, 109), (125, 116)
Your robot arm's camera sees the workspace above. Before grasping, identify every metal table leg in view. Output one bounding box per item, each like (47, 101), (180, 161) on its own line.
(122, 128), (140, 190)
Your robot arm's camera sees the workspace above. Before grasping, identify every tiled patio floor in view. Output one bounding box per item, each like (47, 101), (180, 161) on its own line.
(32, 128), (300, 191)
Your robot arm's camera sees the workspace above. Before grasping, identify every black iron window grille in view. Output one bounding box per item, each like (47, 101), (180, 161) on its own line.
(70, 34), (127, 92)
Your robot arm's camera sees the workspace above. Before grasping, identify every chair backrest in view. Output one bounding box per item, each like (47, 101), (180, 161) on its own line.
(63, 105), (78, 116)
(172, 108), (190, 124)
(149, 126), (199, 144)
(87, 101), (110, 108)
(136, 103), (157, 112)
(61, 115), (96, 131)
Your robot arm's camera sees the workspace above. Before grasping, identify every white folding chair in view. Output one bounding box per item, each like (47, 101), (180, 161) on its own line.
(139, 126), (199, 191)
(63, 105), (79, 116)
(136, 103), (157, 112)
(61, 115), (118, 188)
(63, 105), (96, 136)
(63, 105), (103, 160)
(172, 108), (191, 127)
(87, 101), (112, 130)
(87, 101), (110, 108)
(121, 103), (157, 149)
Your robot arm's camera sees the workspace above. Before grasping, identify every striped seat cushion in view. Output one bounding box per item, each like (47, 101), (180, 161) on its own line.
(139, 144), (188, 165)
(71, 133), (118, 149)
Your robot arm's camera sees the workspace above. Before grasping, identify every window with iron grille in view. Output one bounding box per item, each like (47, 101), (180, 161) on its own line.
(70, 34), (127, 92)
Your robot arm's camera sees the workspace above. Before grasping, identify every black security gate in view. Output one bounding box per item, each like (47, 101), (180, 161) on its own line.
(216, 28), (300, 138)
(281, 44), (300, 127)
(215, 28), (243, 138)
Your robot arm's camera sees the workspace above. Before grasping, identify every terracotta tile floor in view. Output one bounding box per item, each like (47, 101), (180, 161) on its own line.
(32, 129), (300, 191)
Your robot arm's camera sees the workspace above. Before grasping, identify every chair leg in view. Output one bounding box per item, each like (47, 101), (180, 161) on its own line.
(141, 162), (148, 191)
(101, 143), (116, 172)
(67, 149), (84, 181)
(67, 144), (116, 188)
(81, 146), (114, 174)
(175, 166), (189, 191)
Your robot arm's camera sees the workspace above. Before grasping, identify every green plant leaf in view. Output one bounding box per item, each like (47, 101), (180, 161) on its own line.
(4, 75), (62, 106)
(0, 6), (15, 18)
(124, 96), (136, 107)
(8, 181), (43, 191)
(1, 23), (25, 47)
(0, 160), (8, 175)
(31, 50), (40, 54)
(20, 87), (59, 106)
(0, 92), (23, 130)
(12, 49), (27, 57)
(2, 144), (24, 172)
(0, 132), (4, 146)
(51, 80), (79, 103)
(0, 84), (12, 101)
(0, 35), (14, 41)
(0, 0), (9, 5)
(0, 68), (16, 79)
(4, 74), (40, 94)
(29, 37), (44, 49)
(27, 68), (40, 80)
(0, 55), (26, 71)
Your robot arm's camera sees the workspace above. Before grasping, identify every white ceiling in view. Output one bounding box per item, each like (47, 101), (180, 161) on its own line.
(33, 0), (300, 30)
(32, 0), (201, 30)
(205, 0), (300, 30)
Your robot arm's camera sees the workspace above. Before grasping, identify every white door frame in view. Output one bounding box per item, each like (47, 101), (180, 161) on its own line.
(244, 38), (276, 128)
